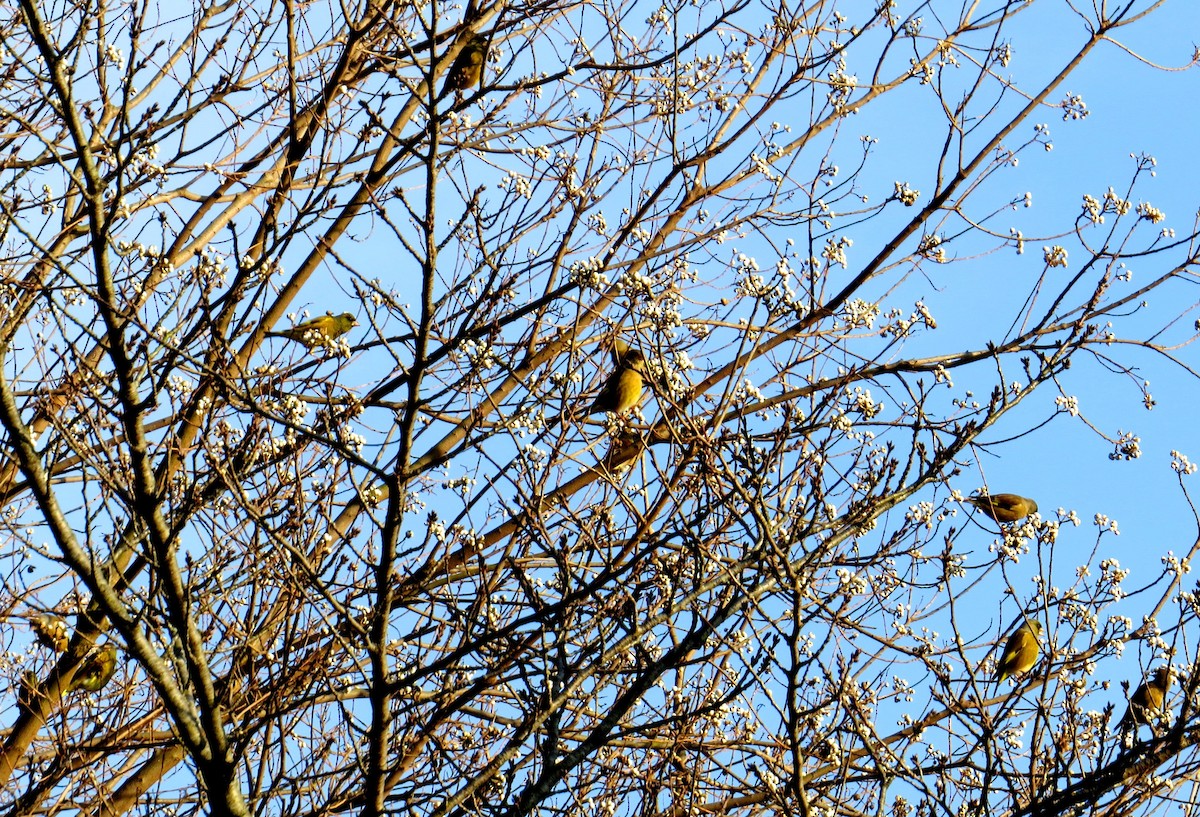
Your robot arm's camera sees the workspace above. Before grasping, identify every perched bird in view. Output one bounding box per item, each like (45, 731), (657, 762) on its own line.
(602, 429), (647, 473)
(17, 669), (40, 708)
(1120, 666), (1172, 731)
(442, 32), (488, 95)
(995, 619), (1043, 684)
(588, 346), (647, 416)
(965, 493), (1038, 524)
(266, 312), (357, 349)
(30, 614), (69, 652)
(68, 643), (118, 693)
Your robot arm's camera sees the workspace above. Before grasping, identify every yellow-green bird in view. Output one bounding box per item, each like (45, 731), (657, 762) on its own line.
(995, 619), (1043, 684)
(1120, 666), (1171, 730)
(589, 347), (647, 416)
(30, 613), (69, 653)
(266, 312), (357, 349)
(443, 32), (488, 95)
(966, 493), (1039, 524)
(68, 643), (117, 693)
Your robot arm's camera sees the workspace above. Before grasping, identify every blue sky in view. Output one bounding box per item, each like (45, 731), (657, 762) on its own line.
(855, 0), (1200, 718)
(818, 3), (1199, 536)
(964, 4), (1199, 576)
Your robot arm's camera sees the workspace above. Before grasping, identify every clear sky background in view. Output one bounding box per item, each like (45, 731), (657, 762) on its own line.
(851, 1), (1200, 682)
(808, 6), (1200, 528)
(957, 5), (1199, 579)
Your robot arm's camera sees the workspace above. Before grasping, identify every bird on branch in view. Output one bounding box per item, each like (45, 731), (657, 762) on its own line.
(965, 492), (1038, 524)
(30, 614), (69, 653)
(588, 342), (647, 417)
(995, 619), (1042, 685)
(68, 643), (118, 693)
(266, 312), (358, 350)
(442, 32), (488, 98)
(1119, 666), (1171, 733)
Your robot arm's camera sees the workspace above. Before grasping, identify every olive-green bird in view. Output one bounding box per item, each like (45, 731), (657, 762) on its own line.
(17, 669), (39, 708)
(443, 32), (488, 95)
(589, 347), (647, 416)
(266, 312), (357, 349)
(995, 619), (1043, 684)
(30, 614), (69, 653)
(966, 493), (1039, 524)
(68, 643), (117, 693)
(1120, 666), (1171, 730)
(603, 429), (647, 472)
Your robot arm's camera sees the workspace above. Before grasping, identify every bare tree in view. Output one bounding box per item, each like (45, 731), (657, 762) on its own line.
(0, 1), (1197, 816)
